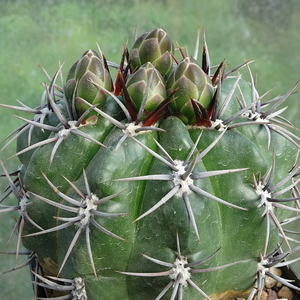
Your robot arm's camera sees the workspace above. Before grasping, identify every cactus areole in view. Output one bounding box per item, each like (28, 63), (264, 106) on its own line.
(1, 28), (300, 300)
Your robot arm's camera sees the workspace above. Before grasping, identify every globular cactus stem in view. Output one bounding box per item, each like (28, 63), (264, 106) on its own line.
(1, 28), (300, 300)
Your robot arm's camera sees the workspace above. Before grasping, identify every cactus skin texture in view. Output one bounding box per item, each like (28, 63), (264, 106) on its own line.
(1, 28), (300, 300)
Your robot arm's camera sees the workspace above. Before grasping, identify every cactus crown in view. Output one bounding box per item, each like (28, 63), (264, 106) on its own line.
(1, 28), (300, 300)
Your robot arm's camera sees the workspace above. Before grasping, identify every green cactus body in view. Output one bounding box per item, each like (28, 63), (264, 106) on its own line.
(1, 28), (300, 300)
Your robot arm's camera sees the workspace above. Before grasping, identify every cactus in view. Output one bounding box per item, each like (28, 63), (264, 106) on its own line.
(1, 28), (300, 300)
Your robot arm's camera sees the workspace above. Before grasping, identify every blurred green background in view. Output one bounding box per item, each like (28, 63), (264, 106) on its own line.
(0, 0), (299, 298)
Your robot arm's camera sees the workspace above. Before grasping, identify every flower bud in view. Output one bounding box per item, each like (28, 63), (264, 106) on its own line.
(166, 57), (214, 124)
(126, 62), (167, 119)
(129, 28), (175, 75)
(64, 49), (113, 117)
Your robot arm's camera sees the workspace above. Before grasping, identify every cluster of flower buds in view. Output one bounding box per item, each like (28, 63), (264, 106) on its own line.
(126, 28), (214, 123)
(64, 28), (215, 125)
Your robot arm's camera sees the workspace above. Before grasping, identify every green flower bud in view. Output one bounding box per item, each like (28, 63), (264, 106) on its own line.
(129, 28), (175, 75)
(166, 57), (214, 124)
(64, 49), (113, 118)
(126, 62), (167, 119)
